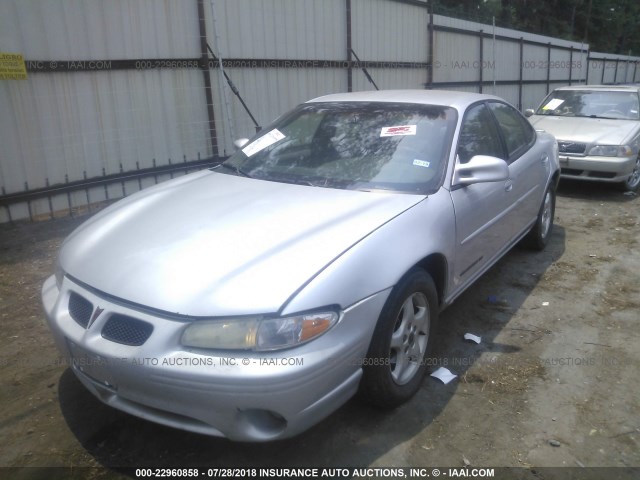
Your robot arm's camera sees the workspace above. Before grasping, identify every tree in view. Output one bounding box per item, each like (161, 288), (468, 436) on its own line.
(432, 0), (640, 55)
(586, 0), (640, 54)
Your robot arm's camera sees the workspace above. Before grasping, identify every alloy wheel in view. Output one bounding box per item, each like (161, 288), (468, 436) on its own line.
(389, 292), (430, 385)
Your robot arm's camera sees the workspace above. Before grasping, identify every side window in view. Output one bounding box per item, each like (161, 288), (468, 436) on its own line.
(488, 102), (535, 161)
(457, 103), (504, 163)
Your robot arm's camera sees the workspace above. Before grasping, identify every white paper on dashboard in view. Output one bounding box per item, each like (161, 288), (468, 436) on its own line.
(542, 98), (564, 110)
(242, 129), (286, 157)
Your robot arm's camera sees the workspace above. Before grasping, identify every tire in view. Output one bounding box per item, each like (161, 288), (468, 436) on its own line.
(621, 156), (640, 192)
(523, 184), (555, 251)
(359, 269), (438, 408)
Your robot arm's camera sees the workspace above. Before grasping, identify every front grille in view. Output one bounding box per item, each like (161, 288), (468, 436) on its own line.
(102, 315), (154, 346)
(588, 171), (616, 179)
(561, 168), (584, 176)
(558, 141), (587, 155)
(69, 292), (93, 328)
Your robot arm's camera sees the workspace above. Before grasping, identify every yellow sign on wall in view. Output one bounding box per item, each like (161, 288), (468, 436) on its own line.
(0, 53), (28, 80)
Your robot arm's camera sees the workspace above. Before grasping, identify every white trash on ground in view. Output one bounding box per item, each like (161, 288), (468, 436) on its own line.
(430, 367), (457, 384)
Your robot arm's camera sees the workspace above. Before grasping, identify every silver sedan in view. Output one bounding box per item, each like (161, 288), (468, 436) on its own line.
(526, 85), (640, 192)
(43, 90), (559, 441)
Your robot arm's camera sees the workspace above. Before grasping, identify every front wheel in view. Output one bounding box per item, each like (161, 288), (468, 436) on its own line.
(359, 269), (438, 408)
(621, 157), (640, 192)
(523, 184), (555, 251)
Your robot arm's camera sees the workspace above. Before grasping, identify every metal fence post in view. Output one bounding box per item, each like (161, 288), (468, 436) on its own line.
(197, 0), (219, 157)
(479, 29), (483, 93)
(546, 42), (551, 93)
(346, 0), (353, 92)
(569, 46), (573, 85)
(427, 5), (434, 89)
(518, 37), (523, 110)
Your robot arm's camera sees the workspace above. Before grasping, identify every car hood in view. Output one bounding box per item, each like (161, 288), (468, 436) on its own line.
(60, 171), (424, 316)
(530, 115), (639, 145)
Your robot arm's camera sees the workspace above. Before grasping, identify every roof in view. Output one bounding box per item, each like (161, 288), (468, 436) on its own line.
(307, 89), (503, 110)
(552, 85), (640, 93)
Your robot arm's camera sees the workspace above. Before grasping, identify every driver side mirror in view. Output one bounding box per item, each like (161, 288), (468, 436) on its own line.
(452, 155), (509, 187)
(524, 109), (535, 117)
(234, 138), (250, 149)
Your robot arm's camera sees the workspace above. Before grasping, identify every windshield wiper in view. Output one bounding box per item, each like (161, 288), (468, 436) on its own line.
(575, 113), (633, 120)
(216, 163), (252, 178)
(257, 175), (333, 188)
(263, 176), (316, 187)
(301, 178), (332, 188)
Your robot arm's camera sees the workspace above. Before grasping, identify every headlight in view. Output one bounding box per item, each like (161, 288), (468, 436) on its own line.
(182, 317), (259, 350)
(181, 311), (340, 351)
(588, 145), (633, 157)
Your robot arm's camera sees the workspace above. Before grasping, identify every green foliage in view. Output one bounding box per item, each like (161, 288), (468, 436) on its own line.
(432, 0), (640, 55)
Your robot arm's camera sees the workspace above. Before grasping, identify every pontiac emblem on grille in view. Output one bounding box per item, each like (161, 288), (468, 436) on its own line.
(87, 307), (104, 329)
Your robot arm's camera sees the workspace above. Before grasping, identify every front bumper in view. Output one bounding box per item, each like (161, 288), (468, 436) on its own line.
(559, 153), (637, 183)
(42, 275), (389, 441)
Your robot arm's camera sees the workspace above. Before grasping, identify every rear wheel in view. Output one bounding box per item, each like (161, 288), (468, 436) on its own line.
(359, 269), (438, 408)
(523, 184), (555, 250)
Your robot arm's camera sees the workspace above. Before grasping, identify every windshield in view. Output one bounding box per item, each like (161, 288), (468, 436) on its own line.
(536, 90), (640, 120)
(218, 102), (457, 194)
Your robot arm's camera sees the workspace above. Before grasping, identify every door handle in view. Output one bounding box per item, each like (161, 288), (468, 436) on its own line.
(541, 154), (549, 165)
(504, 180), (513, 192)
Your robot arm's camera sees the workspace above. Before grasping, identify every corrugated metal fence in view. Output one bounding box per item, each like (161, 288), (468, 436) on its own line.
(1, 0), (639, 223)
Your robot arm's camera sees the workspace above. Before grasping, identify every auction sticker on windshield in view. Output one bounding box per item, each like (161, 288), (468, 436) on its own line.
(380, 125), (417, 137)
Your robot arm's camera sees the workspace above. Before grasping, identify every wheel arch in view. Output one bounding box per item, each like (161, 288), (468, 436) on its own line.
(413, 253), (448, 309)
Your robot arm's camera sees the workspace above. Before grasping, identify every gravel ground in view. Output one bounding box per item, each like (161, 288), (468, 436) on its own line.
(0, 179), (638, 479)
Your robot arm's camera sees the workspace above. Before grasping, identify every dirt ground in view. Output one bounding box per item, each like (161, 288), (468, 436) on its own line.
(1, 179), (639, 479)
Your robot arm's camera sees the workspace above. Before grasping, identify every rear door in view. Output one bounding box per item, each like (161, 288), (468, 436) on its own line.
(488, 101), (546, 239)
